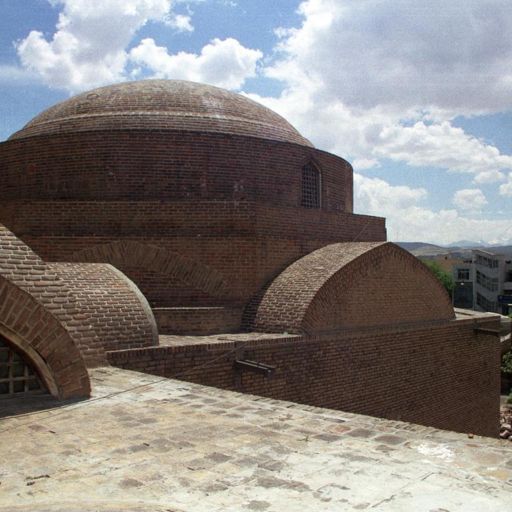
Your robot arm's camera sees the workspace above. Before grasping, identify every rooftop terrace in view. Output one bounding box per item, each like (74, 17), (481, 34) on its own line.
(0, 367), (511, 511)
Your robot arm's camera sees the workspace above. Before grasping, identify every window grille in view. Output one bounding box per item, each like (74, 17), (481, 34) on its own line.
(301, 163), (321, 208)
(0, 337), (46, 398)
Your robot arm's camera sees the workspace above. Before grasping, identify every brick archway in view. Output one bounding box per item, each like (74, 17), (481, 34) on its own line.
(0, 277), (90, 400)
(70, 241), (228, 297)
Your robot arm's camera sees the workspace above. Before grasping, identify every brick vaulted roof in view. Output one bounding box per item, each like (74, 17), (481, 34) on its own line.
(9, 80), (313, 146)
(247, 241), (455, 334)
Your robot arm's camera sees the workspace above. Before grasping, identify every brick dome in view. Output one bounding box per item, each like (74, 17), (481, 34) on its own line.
(9, 80), (313, 147)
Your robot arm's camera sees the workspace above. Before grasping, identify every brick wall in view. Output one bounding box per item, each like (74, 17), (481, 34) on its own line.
(0, 127), (384, 327)
(108, 317), (501, 437)
(0, 225), (90, 398)
(0, 202), (385, 310)
(153, 306), (242, 334)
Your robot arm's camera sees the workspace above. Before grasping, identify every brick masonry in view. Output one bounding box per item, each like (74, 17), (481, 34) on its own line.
(0, 92), (384, 330)
(108, 316), (501, 438)
(0, 225), (90, 398)
(0, 80), (502, 437)
(245, 242), (455, 333)
(0, 226), (158, 380)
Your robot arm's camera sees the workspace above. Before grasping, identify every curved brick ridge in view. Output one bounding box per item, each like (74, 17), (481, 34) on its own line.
(0, 224), (90, 396)
(10, 80), (313, 147)
(48, 263), (159, 357)
(247, 241), (455, 334)
(69, 240), (228, 298)
(0, 279), (90, 399)
(0, 225), (157, 370)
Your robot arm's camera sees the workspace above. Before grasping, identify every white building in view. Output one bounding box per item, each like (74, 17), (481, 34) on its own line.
(454, 249), (512, 314)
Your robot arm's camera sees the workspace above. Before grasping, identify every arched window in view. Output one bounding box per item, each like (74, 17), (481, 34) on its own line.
(0, 336), (47, 398)
(301, 163), (321, 208)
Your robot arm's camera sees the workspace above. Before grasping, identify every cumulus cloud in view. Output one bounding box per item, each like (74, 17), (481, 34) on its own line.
(355, 175), (511, 245)
(130, 37), (262, 89)
(270, 0), (512, 115)
(249, 89), (512, 179)
(17, 0), (173, 90)
(452, 189), (488, 212)
(354, 174), (427, 211)
(164, 13), (194, 32)
(16, 0), (261, 91)
(500, 173), (512, 197)
(0, 65), (37, 84)
(250, 0), (512, 179)
(473, 170), (506, 184)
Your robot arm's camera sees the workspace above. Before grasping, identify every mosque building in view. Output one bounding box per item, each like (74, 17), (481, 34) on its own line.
(0, 80), (502, 437)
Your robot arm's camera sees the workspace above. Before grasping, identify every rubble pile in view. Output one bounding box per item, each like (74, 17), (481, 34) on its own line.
(500, 405), (512, 440)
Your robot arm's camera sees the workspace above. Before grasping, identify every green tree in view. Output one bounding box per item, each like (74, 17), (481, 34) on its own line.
(421, 260), (454, 296)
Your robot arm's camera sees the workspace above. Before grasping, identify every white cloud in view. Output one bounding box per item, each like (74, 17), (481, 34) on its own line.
(17, 0), (173, 91)
(355, 174), (512, 245)
(452, 189), (488, 212)
(473, 170), (506, 184)
(249, 89), (512, 178)
(16, 0), (261, 92)
(251, 0), (512, 192)
(130, 37), (262, 89)
(354, 174), (427, 212)
(374, 122), (512, 175)
(270, 0), (512, 115)
(500, 173), (512, 197)
(164, 13), (194, 32)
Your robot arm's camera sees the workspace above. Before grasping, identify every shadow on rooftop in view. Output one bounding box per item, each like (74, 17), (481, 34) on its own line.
(0, 395), (85, 419)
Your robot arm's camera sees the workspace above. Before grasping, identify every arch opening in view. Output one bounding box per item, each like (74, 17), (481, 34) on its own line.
(0, 333), (49, 399)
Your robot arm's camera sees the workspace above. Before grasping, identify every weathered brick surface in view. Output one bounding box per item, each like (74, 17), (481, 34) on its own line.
(153, 306), (242, 335)
(108, 316), (501, 437)
(245, 242), (455, 333)
(10, 80), (314, 147)
(0, 225), (156, 369)
(0, 226), (90, 398)
(48, 262), (158, 357)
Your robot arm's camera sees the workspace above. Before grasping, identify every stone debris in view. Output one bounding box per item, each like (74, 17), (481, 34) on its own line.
(500, 405), (512, 440)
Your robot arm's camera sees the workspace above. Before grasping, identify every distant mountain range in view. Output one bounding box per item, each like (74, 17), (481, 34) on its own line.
(396, 242), (512, 258)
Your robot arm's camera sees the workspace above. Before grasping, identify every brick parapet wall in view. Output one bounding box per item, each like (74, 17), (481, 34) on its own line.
(0, 201), (384, 241)
(108, 316), (501, 437)
(154, 306), (242, 335)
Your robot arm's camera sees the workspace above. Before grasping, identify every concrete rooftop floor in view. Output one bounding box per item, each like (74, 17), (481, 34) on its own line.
(0, 367), (511, 512)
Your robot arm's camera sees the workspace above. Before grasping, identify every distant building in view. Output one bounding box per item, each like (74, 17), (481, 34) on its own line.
(453, 249), (512, 315)
(452, 259), (474, 309)
(474, 249), (512, 315)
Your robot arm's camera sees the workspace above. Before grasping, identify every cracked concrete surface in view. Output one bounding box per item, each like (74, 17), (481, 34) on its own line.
(0, 367), (511, 511)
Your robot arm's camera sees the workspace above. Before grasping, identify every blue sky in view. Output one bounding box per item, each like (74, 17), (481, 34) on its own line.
(1, 0), (511, 245)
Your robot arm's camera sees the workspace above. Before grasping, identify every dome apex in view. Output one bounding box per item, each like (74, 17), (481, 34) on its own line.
(10, 80), (312, 147)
